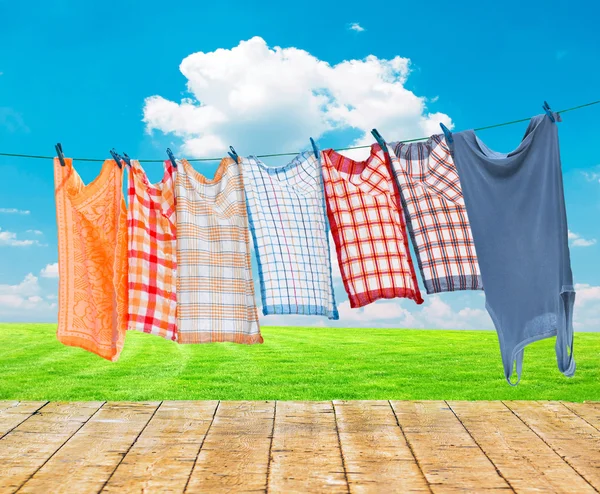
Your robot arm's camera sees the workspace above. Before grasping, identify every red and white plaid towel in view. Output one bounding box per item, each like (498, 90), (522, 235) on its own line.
(322, 144), (423, 308)
(127, 160), (177, 341)
(390, 136), (483, 294)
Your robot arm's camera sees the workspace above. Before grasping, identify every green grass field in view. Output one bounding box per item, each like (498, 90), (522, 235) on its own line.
(1, 324), (598, 401)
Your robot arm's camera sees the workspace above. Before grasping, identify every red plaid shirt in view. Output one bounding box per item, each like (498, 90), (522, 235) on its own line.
(127, 160), (177, 341)
(391, 136), (483, 294)
(322, 144), (423, 308)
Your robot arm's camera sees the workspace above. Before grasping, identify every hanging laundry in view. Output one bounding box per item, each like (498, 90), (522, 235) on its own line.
(54, 158), (128, 361)
(450, 114), (575, 385)
(322, 143), (423, 308)
(127, 159), (177, 341)
(241, 151), (339, 319)
(175, 157), (262, 344)
(389, 135), (483, 294)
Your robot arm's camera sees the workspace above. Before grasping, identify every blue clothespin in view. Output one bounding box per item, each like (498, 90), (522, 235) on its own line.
(371, 128), (388, 151)
(543, 101), (556, 123)
(55, 143), (66, 167)
(122, 152), (132, 167)
(228, 146), (239, 162)
(371, 128), (394, 165)
(166, 148), (177, 169)
(310, 137), (319, 159)
(440, 123), (453, 144)
(109, 148), (123, 169)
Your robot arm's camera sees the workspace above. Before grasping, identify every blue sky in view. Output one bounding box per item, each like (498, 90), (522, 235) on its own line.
(1, 0), (599, 329)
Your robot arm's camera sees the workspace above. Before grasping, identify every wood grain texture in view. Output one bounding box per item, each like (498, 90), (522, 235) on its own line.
(102, 400), (218, 493)
(563, 402), (600, 431)
(390, 401), (511, 493)
(0, 402), (20, 413)
(333, 400), (429, 493)
(506, 401), (600, 490)
(449, 401), (595, 493)
(17, 402), (159, 494)
(186, 401), (274, 493)
(269, 401), (348, 494)
(2, 401), (599, 493)
(0, 401), (47, 438)
(0, 402), (102, 494)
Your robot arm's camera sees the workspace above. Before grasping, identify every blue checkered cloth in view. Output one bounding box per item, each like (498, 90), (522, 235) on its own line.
(241, 151), (339, 319)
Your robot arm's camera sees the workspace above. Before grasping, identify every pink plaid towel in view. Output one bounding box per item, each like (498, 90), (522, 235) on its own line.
(390, 136), (483, 294)
(127, 160), (178, 341)
(322, 144), (423, 308)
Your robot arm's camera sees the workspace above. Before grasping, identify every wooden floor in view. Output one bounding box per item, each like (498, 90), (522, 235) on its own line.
(0, 401), (599, 493)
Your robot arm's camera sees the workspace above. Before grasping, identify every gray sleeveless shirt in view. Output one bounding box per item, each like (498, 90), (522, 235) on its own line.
(450, 114), (576, 385)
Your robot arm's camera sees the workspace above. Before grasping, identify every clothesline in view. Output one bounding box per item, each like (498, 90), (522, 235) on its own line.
(48, 111), (577, 385)
(0, 99), (599, 163)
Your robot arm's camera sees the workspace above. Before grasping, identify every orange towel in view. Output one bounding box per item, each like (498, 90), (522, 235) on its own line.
(54, 158), (128, 361)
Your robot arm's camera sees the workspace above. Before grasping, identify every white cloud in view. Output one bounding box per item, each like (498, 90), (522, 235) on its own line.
(581, 167), (600, 183)
(263, 292), (493, 330)
(143, 37), (452, 160)
(0, 228), (35, 246)
(257, 298), (419, 329)
(0, 273), (40, 297)
(26, 229), (43, 235)
(0, 208), (30, 214)
(0, 228), (46, 247)
(418, 295), (493, 330)
(328, 285), (600, 332)
(574, 283), (600, 307)
(348, 22), (365, 33)
(262, 285), (600, 332)
(336, 299), (420, 328)
(568, 230), (597, 247)
(40, 263), (59, 278)
(572, 283), (600, 332)
(0, 274), (57, 320)
(329, 233), (342, 284)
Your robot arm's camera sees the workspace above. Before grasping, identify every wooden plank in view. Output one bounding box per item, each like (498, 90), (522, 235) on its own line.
(563, 402), (600, 430)
(102, 401), (218, 493)
(449, 401), (594, 493)
(268, 401), (348, 493)
(186, 401), (274, 493)
(18, 402), (159, 494)
(3, 400), (598, 494)
(390, 401), (511, 493)
(0, 402), (103, 494)
(506, 401), (600, 490)
(0, 401), (47, 438)
(0, 401), (20, 413)
(333, 400), (429, 493)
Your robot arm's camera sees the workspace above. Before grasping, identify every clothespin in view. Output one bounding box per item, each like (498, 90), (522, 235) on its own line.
(543, 101), (556, 123)
(166, 148), (177, 169)
(309, 137), (319, 159)
(371, 128), (388, 152)
(55, 143), (66, 167)
(228, 146), (239, 162)
(121, 152), (132, 167)
(371, 128), (394, 168)
(109, 148), (123, 169)
(440, 123), (453, 144)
